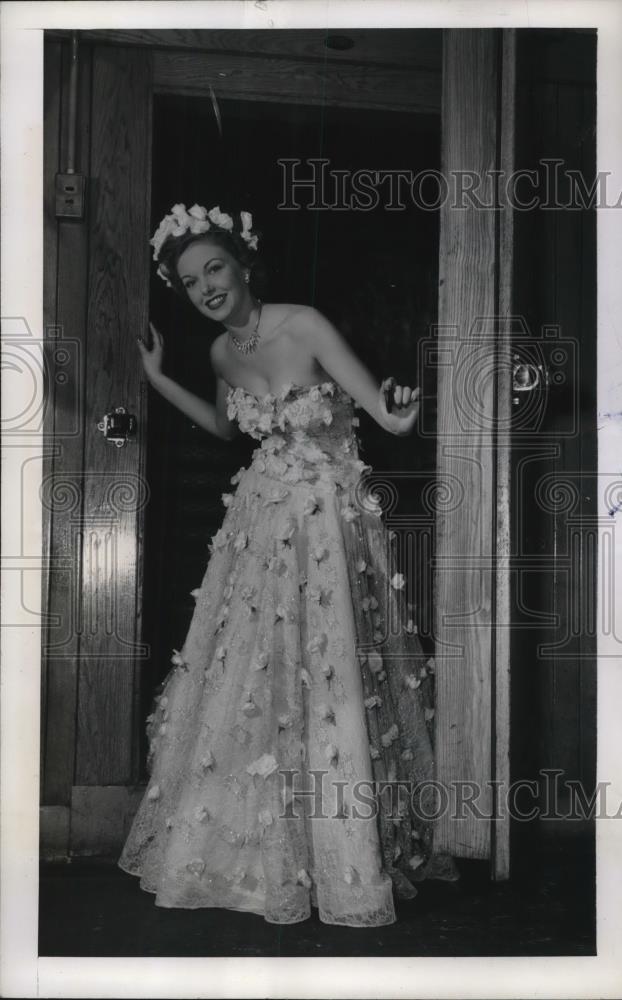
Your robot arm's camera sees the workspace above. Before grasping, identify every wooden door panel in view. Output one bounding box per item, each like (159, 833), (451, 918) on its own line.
(74, 47), (152, 785)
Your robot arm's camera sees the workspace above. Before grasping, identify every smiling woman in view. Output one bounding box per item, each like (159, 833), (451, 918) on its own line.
(123, 200), (458, 926)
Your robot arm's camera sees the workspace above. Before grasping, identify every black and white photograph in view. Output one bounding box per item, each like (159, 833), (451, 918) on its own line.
(2, 1), (622, 997)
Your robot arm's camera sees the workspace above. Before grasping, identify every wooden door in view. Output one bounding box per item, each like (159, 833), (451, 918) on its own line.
(41, 44), (153, 854)
(433, 30), (516, 878)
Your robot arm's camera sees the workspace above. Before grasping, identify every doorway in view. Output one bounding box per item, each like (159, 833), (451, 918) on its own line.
(140, 93), (443, 772)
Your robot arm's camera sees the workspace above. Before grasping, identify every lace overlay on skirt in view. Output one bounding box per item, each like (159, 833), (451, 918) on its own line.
(118, 380), (459, 926)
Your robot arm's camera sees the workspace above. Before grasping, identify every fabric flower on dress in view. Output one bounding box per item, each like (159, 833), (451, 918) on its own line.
(241, 695), (259, 717)
(300, 668), (312, 689)
(317, 703), (335, 724)
(404, 619), (418, 634)
(320, 662), (334, 681)
(356, 559), (367, 573)
(246, 753), (278, 778)
(233, 530), (248, 553)
(211, 528), (230, 550)
(251, 650), (269, 671)
(405, 674), (422, 690)
(381, 723), (399, 748)
(278, 713), (293, 730)
(369, 744), (381, 760)
(401, 748), (414, 761)
(297, 869), (313, 889)
(171, 649), (186, 668)
(425, 707), (435, 722)
(276, 517), (297, 544)
(147, 784), (160, 802)
(306, 634), (326, 656)
(364, 695), (383, 710)
(190, 588), (201, 600)
(195, 806), (210, 823)
(186, 859), (206, 878)
(221, 493), (234, 507)
(230, 467), (246, 486)
(344, 866), (359, 885)
(340, 504), (360, 523)
(391, 572), (406, 590)
(409, 855), (425, 871)
(303, 494), (321, 516)
(200, 751), (215, 771)
(262, 488), (290, 507)
(214, 604), (230, 631)
(274, 604), (289, 622)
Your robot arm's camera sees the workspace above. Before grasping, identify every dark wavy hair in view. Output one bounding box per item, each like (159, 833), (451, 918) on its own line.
(156, 226), (261, 301)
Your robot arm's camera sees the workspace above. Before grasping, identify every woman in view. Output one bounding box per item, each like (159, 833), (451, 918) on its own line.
(119, 203), (458, 927)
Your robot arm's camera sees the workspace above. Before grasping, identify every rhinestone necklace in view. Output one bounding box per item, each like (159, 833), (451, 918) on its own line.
(227, 300), (262, 355)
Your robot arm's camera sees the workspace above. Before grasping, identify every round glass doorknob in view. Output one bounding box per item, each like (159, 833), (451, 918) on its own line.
(512, 362), (540, 391)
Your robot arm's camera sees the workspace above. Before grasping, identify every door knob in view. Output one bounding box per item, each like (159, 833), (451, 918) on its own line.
(512, 356), (550, 405)
(97, 407), (137, 447)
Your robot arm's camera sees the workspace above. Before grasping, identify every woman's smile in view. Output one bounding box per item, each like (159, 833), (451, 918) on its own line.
(203, 291), (228, 311)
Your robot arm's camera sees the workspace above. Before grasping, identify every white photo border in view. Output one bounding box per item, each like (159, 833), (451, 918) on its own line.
(1, 1), (621, 997)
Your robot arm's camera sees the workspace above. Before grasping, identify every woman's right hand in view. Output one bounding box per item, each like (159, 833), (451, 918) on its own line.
(137, 322), (164, 383)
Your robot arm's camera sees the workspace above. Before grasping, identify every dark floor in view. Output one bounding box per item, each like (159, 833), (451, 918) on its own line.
(39, 835), (595, 957)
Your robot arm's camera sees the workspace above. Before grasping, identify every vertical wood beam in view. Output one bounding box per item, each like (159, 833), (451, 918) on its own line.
(434, 29), (515, 862)
(42, 41), (91, 806)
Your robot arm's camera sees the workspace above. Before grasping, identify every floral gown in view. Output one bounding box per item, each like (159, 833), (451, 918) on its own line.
(118, 380), (458, 926)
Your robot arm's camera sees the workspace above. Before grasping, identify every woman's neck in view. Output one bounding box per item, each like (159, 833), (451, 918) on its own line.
(223, 295), (261, 341)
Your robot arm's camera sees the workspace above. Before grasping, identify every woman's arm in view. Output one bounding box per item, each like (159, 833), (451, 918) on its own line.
(296, 307), (420, 436)
(137, 323), (238, 440)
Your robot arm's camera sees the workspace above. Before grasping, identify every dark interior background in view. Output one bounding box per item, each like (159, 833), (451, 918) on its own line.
(140, 95), (442, 763)
(509, 29), (597, 854)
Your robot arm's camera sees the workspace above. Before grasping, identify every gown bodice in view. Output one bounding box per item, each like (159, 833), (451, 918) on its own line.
(225, 380), (371, 490)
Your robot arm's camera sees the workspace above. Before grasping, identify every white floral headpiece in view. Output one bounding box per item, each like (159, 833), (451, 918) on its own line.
(150, 203), (259, 287)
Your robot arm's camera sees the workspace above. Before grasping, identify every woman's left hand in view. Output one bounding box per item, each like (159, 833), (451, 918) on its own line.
(379, 378), (421, 436)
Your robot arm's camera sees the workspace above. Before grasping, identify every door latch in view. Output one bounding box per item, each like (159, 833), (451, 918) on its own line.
(97, 407), (137, 447)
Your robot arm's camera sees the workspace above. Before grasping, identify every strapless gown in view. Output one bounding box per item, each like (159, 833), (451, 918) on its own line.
(118, 380), (458, 926)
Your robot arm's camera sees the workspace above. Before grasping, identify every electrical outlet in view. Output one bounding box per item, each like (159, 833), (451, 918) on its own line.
(55, 172), (86, 219)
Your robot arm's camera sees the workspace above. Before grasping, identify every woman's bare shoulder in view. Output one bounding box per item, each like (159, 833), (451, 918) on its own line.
(278, 303), (329, 336)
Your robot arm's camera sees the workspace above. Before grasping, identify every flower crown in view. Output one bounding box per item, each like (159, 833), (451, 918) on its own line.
(150, 203), (259, 287)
